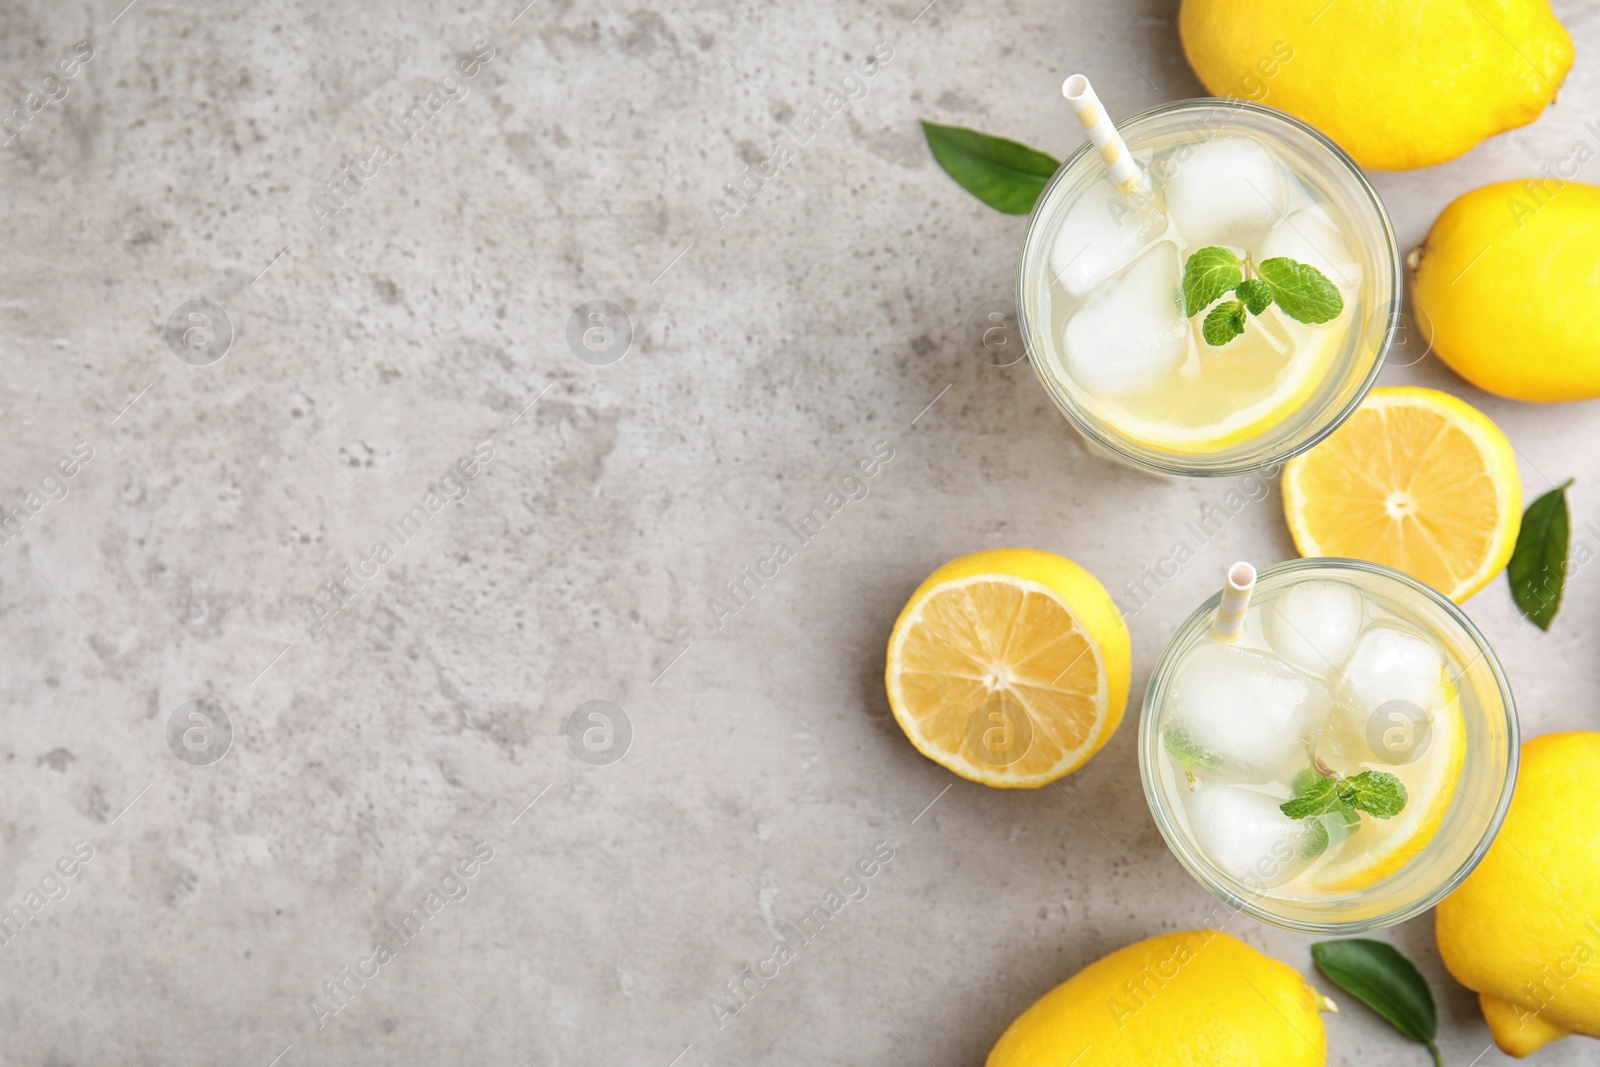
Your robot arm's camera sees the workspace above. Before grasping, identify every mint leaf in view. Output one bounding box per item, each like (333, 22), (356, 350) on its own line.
(1508, 479), (1573, 631)
(1281, 775), (1340, 819)
(1329, 800), (1361, 828)
(1201, 300), (1246, 346)
(1337, 770), (1407, 819)
(1312, 940), (1441, 1066)
(1182, 247), (1242, 317)
(920, 121), (1060, 215)
(1236, 278), (1273, 315)
(1164, 726), (1221, 783)
(1257, 257), (1343, 324)
(1303, 817), (1330, 859)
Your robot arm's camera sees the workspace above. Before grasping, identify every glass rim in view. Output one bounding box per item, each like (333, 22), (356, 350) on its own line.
(1016, 97), (1402, 478)
(1136, 557), (1520, 934)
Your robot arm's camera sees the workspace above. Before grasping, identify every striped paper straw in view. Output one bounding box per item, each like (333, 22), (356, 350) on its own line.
(1061, 74), (1148, 194)
(1211, 562), (1257, 642)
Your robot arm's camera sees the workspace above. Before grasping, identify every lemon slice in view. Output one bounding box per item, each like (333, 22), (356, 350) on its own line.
(1283, 386), (1523, 602)
(1307, 681), (1466, 892)
(884, 548), (1130, 788)
(1074, 309), (1342, 453)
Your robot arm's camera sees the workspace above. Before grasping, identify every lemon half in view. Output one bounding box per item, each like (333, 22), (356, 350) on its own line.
(885, 549), (1130, 788)
(1282, 386), (1522, 602)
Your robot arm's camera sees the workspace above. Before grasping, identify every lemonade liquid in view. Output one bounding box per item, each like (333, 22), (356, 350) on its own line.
(1139, 561), (1517, 932)
(1018, 102), (1398, 475)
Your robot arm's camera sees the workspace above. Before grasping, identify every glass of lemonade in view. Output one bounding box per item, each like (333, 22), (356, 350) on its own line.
(1017, 99), (1400, 476)
(1139, 559), (1518, 933)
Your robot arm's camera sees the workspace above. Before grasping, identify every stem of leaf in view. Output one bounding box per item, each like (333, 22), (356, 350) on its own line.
(1427, 1042), (1442, 1067)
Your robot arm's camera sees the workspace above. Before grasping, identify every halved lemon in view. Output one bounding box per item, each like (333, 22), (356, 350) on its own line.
(884, 549), (1130, 788)
(1307, 681), (1466, 892)
(1282, 386), (1523, 602)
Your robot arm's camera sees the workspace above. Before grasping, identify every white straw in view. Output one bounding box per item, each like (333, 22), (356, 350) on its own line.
(1061, 74), (1148, 194)
(1211, 562), (1256, 642)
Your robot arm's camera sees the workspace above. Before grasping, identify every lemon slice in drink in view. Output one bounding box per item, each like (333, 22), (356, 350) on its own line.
(884, 549), (1130, 788)
(1283, 386), (1522, 602)
(1307, 681), (1466, 892)
(1076, 308), (1342, 454)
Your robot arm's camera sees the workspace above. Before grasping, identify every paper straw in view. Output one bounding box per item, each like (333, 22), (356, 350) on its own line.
(1061, 74), (1148, 194)
(1211, 561), (1257, 642)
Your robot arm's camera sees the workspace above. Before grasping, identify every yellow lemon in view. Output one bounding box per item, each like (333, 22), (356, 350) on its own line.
(1413, 180), (1600, 402)
(884, 548), (1129, 788)
(1282, 387), (1522, 602)
(986, 930), (1327, 1066)
(1179, 0), (1573, 171)
(1436, 732), (1600, 1057)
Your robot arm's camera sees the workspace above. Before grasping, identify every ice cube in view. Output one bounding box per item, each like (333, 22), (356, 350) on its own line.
(1265, 580), (1364, 676)
(1258, 208), (1362, 292)
(1336, 626), (1445, 719)
(1164, 137), (1286, 247)
(1163, 641), (1332, 780)
(1186, 782), (1316, 888)
(1063, 242), (1187, 396)
(1051, 179), (1168, 297)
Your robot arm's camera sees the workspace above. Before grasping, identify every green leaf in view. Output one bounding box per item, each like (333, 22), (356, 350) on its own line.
(1257, 257), (1343, 324)
(1164, 727), (1222, 782)
(1337, 770), (1407, 819)
(1182, 247), (1242, 317)
(919, 121), (1060, 215)
(1280, 775), (1339, 819)
(1329, 800), (1361, 828)
(1312, 940), (1441, 1066)
(1235, 278), (1273, 315)
(1201, 300), (1246, 346)
(1303, 817), (1330, 859)
(1507, 479), (1573, 631)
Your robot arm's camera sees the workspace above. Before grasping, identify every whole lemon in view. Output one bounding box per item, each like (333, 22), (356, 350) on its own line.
(1436, 732), (1600, 1057)
(1413, 181), (1600, 402)
(986, 930), (1327, 1066)
(1179, 0), (1573, 171)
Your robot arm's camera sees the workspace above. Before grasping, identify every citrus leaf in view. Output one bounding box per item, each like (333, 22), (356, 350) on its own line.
(1258, 257), (1343, 324)
(919, 121), (1059, 215)
(1182, 246), (1242, 317)
(1312, 940), (1440, 1065)
(1508, 479), (1573, 631)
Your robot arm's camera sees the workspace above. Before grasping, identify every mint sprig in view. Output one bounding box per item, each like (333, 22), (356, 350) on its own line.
(1180, 247), (1344, 346)
(1281, 765), (1407, 822)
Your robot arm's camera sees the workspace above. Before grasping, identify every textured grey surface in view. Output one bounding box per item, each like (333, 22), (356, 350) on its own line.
(1, 0), (1597, 1064)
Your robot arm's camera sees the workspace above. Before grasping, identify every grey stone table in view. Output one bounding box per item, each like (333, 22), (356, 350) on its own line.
(1, 0), (1596, 1064)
